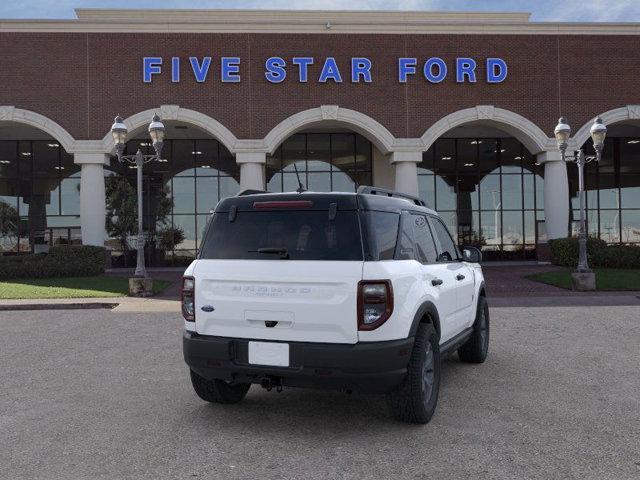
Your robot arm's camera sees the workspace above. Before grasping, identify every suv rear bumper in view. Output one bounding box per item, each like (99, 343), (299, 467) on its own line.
(183, 331), (414, 394)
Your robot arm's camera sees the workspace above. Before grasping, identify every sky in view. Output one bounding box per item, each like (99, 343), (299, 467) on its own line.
(0, 0), (639, 22)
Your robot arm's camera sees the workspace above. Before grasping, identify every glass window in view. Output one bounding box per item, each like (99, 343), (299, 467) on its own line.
(599, 210), (620, 243)
(173, 214), (196, 251)
(32, 141), (59, 177)
(397, 213), (416, 261)
(419, 146), (435, 173)
(502, 175), (523, 210)
(502, 210), (523, 247)
(621, 138), (640, 174)
(266, 133), (372, 194)
(362, 211), (399, 261)
(0, 141), (18, 178)
(620, 176), (640, 208)
(200, 210), (363, 261)
(194, 139), (219, 175)
(307, 134), (331, 171)
(355, 134), (371, 172)
(479, 175), (501, 212)
(196, 177), (219, 214)
(435, 175), (456, 211)
(173, 140), (195, 176)
(456, 175), (479, 210)
(435, 139), (456, 175)
(60, 177), (80, 215)
(411, 214), (438, 263)
(499, 138), (523, 174)
(598, 175), (619, 209)
(172, 177), (195, 214)
(457, 210), (479, 246)
(621, 210), (640, 243)
(457, 138), (478, 173)
(330, 133), (354, 172)
(430, 216), (458, 262)
(478, 139), (498, 175)
(418, 175), (435, 208)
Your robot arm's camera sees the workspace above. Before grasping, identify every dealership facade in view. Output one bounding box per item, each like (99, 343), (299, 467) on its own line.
(0, 9), (639, 264)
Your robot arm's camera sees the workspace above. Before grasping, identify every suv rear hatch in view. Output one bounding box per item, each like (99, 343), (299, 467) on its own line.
(193, 194), (364, 344)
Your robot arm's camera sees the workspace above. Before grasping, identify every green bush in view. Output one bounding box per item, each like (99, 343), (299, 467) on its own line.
(549, 237), (640, 269)
(0, 245), (107, 280)
(596, 245), (640, 268)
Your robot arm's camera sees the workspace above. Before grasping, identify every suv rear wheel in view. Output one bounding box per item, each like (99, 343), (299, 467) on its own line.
(190, 370), (251, 404)
(458, 295), (489, 363)
(386, 322), (441, 424)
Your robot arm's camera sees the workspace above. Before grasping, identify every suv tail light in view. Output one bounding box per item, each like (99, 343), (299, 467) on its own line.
(182, 276), (195, 321)
(357, 280), (393, 330)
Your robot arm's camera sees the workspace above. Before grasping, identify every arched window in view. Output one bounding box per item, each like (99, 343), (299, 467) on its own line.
(267, 133), (372, 192)
(571, 135), (640, 244)
(106, 136), (239, 266)
(0, 138), (80, 253)
(418, 137), (544, 261)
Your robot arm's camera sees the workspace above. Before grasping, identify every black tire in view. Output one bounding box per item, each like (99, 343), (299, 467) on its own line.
(458, 295), (490, 364)
(190, 370), (251, 404)
(386, 322), (441, 424)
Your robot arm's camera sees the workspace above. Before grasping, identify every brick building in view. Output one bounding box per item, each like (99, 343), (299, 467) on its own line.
(0, 9), (639, 264)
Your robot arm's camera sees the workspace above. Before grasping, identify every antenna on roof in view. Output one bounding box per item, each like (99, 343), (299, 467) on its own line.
(292, 162), (307, 193)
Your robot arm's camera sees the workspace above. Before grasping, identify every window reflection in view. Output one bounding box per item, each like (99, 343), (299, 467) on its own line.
(0, 140), (80, 253)
(419, 137), (542, 260)
(267, 133), (372, 193)
(106, 138), (239, 266)
(570, 136), (640, 245)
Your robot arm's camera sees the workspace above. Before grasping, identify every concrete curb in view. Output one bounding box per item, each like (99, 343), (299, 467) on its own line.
(0, 302), (119, 311)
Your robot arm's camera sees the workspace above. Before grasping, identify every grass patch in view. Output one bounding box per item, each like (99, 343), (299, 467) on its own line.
(0, 276), (172, 299)
(526, 268), (640, 291)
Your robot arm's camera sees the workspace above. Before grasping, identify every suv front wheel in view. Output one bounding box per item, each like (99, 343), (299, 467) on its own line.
(386, 322), (441, 424)
(458, 295), (489, 363)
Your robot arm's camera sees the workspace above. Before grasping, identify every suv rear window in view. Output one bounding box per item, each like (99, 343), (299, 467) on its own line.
(199, 210), (363, 261)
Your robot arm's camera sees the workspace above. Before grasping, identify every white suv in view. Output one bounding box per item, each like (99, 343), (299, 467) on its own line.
(182, 187), (489, 424)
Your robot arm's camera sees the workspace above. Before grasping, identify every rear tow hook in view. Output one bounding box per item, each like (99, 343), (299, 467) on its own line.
(260, 376), (284, 393)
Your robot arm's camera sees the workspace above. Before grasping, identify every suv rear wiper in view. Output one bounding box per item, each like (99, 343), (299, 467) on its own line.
(249, 247), (290, 259)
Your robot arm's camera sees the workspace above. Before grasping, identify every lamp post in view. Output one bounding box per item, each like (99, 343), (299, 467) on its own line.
(553, 116), (607, 290)
(110, 114), (165, 291)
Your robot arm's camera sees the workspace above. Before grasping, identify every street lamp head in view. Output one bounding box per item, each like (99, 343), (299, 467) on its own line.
(111, 115), (127, 158)
(590, 116), (607, 159)
(554, 117), (571, 155)
(148, 114), (165, 156)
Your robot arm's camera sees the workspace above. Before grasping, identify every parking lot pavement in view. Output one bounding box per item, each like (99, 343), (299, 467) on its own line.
(1, 307), (639, 480)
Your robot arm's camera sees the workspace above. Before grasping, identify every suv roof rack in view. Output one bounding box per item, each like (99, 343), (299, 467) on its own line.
(236, 189), (268, 196)
(357, 186), (426, 207)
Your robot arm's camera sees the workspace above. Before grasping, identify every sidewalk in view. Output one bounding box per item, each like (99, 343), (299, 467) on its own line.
(1, 265), (638, 312)
(0, 296), (180, 312)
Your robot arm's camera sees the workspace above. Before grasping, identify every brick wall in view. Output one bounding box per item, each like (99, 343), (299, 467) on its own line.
(0, 32), (638, 142)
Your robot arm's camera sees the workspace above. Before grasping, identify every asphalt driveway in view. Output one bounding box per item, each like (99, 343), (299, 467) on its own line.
(1, 306), (639, 479)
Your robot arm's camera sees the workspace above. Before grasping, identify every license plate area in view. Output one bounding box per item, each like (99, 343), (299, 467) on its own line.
(248, 341), (290, 367)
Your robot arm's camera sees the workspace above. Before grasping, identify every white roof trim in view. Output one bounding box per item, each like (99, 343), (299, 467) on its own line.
(0, 9), (638, 34)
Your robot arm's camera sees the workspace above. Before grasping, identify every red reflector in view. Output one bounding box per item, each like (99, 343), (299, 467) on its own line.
(253, 200), (313, 209)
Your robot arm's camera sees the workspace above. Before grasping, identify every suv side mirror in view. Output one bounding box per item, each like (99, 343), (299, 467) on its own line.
(462, 246), (482, 263)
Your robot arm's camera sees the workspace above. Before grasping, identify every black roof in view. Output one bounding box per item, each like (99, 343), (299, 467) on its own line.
(214, 190), (437, 215)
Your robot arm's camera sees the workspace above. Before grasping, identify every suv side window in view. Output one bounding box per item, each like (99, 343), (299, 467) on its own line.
(411, 214), (438, 264)
(429, 216), (459, 262)
(396, 212), (416, 260)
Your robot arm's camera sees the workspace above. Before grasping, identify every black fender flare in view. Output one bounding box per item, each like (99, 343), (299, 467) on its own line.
(478, 280), (486, 298)
(408, 301), (441, 340)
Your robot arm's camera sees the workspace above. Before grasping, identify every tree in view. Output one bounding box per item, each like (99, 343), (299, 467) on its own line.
(104, 176), (174, 252)
(0, 200), (19, 251)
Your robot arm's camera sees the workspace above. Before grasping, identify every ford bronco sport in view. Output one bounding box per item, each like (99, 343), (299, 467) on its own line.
(182, 186), (489, 424)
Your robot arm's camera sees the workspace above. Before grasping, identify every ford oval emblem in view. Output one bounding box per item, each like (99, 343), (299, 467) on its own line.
(201, 305), (215, 312)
